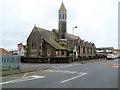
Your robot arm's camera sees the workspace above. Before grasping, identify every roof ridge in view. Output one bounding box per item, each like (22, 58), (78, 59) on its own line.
(52, 29), (78, 37)
(36, 27), (52, 32)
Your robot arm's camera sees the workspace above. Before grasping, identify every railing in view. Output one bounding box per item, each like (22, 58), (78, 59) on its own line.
(0, 54), (21, 70)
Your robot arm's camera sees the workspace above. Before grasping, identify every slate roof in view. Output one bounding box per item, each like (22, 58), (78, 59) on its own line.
(30, 26), (95, 51)
(35, 27), (67, 50)
(52, 29), (80, 40)
(59, 2), (66, 11)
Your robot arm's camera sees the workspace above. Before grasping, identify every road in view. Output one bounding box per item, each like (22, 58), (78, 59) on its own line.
(1, 59), (119, 88)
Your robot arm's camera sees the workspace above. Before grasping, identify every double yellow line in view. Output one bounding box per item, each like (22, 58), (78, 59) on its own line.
(1, 69), (54, 79)
(0, 72), (29, 79)
(21, 72), (29, 78)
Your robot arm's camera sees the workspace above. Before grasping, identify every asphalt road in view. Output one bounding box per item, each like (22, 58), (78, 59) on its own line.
(1, 59), (119, 88)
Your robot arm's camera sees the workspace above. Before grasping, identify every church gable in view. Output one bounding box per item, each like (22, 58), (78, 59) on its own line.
(27, 26), (42, 42)
(27, 26), (68, 57)
(36, 27), (67, 50)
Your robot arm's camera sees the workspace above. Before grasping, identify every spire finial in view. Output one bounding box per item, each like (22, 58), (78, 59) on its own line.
(59, 2), (66, 11)
(34, 24), (36, 27)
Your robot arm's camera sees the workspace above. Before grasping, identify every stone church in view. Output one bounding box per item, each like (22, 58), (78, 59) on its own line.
(27, 2), (96, 60)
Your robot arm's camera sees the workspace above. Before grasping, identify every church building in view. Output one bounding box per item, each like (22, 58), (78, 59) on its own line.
(27, 2), (96, 60)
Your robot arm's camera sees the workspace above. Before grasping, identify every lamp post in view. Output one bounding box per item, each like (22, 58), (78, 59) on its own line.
(72, 26), (77, 62)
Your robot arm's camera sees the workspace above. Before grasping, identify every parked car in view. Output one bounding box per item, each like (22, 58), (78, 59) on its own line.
(114, 55), (120, 59)
(107, 54), (115, 59)
(118, 55), (120, 58)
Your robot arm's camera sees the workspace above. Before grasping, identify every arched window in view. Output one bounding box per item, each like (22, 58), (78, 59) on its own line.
(61, 34), (65, 38)
(83, 47), (85, 54)
(61, 51), (64, 55)
(62, 14), (64, 19)
(91, 48), (92, 54)
(87, 47), (89, 54)
(65, 14), (66, 19)
(94, 49), (96, 54)
(32, 43), (36, 50)
(78, 46), (80, 54)
(59, 14), (61, 19)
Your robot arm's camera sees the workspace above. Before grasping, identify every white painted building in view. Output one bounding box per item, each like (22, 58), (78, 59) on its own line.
(18, 43), (27, 57)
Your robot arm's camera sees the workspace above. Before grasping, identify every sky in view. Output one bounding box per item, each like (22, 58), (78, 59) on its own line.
(0, 0), (119, 51)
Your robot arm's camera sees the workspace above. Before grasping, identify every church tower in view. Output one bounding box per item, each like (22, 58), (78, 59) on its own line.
(58, 2), (67, 39)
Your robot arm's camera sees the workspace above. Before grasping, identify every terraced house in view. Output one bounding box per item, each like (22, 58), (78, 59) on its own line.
(27, 2), (96, 60)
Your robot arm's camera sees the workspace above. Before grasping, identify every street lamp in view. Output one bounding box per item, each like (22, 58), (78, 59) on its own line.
(72, 26), (77, 62)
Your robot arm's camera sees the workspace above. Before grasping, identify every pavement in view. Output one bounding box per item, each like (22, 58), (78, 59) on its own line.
(0, 63), (53, 76)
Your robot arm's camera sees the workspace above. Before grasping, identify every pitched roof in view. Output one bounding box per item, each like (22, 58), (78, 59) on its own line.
(35, 27), (67, 50)
(59, 2), (66, 11)
(52, 29), (80, 40)
(30, 27), (95, 51)
(0, 48), (12, 55)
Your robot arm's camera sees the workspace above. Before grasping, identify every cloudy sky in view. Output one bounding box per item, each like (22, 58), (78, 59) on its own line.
(0, 0), (119, 51)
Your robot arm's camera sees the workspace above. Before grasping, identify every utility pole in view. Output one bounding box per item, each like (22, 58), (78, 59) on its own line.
(72, 26), (77, 62)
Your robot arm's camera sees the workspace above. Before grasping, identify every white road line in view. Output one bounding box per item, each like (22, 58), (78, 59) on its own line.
(55, 64), (81, 68)
(0, 75), (45, 85)
(60, 73), (87, 83)
(47, 70), (80, 74)
(113, 66), (118, 68)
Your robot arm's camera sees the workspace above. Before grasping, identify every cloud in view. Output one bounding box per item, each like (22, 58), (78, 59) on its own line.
(0, 0), (119, 50)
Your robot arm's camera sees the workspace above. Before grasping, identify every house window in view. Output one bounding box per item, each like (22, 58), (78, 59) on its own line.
(32, 43), (36, 50)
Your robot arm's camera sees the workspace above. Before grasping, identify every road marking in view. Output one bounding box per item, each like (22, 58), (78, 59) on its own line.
(60, 73), (87, 83)
(1, 72), (29, 79)
(46, 70), (81, 74)
(106, 63), (120, 68)
(0, 77), (20, 79)
(44, 70), (54, 72)
(0, 75), (45, 85)
(55, 64), (81, 69)
(46, 69), (87, 83)
(22, 72), (29, 78)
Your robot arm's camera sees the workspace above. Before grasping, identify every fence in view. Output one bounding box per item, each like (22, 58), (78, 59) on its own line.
(0, 54), (21, 70)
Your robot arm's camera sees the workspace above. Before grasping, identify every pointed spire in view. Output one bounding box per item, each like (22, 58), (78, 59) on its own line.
(59, 2), (66, 11)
